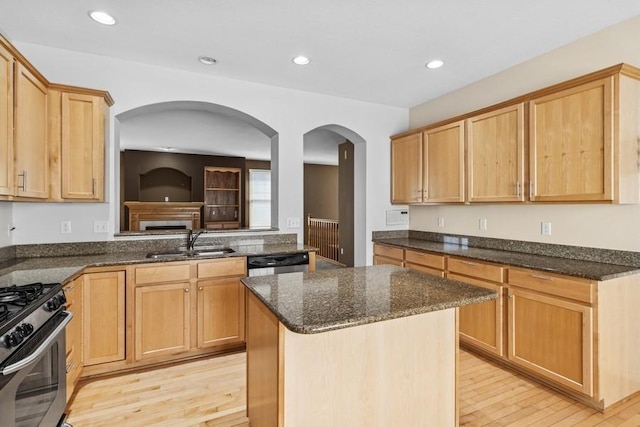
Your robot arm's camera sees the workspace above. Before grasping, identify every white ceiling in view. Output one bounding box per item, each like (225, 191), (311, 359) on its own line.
(1, 1), (640, 108)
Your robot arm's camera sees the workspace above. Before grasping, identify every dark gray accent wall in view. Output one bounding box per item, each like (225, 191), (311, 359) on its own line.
(121, 150), (246, 230)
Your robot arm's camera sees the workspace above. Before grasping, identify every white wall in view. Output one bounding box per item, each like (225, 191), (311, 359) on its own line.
(408, 15), (640, 252)
(0, 203), (12, 247)
(7, 41), (408, 264)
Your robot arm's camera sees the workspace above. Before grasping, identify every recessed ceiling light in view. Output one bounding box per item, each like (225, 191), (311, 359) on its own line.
(292, 56), (311, 66)
(88, 10), (116, 26)
(426, 59), (444, 69)
(159, 147), (176, 152)
(198, 56), (217, 65)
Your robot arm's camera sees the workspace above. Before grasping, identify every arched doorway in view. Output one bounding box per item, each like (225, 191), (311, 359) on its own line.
(303, 125), (366, 267)
(114, 101), (279, 232)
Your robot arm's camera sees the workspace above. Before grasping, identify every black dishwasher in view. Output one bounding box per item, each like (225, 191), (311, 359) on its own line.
(247, 253), (309, 276)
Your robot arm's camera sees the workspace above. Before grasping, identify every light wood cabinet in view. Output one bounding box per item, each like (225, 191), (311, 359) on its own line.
(0, 43), (13, 196)
(64, 277), (83, 402)
(48, 87), (110, 201)
(14, 62), (48, 199)
(197, 278), (245, 348)
(448, 258), (506, 357)
(372, 243), (404, 266)
(82, 270), (126, 366)
(0, 34), (113, 203)
(529, 77), (613, 202)
(390, 133), (422, 203)
(467, 103), (525, 202)
(404, 248), (445, 277)
(507, 286), (593, 395)
(132, 258), (247, 361)
(423, 120), (465, 203)
(135, 281), (191, 360)
(204, 167), (242, 229)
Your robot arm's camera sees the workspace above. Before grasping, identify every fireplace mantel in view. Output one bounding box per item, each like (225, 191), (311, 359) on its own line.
(124, 202), (204, 231)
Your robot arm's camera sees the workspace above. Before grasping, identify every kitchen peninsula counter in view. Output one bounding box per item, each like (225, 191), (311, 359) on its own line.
(241, 265), (497, 427)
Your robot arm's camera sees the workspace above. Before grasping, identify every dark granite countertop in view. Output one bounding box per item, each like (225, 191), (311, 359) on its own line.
(374, 238), (640, 281)
(241, 265), (498, 334)
(0, 243), (314, 287)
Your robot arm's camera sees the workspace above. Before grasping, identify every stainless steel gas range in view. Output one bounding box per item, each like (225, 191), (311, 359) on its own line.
(0, 282), (72, 427)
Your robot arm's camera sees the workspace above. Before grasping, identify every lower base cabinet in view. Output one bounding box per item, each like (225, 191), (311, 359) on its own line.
(507, 287), (593, 395)
(133, 258), (247, 362)
(82, 270), (126, 366)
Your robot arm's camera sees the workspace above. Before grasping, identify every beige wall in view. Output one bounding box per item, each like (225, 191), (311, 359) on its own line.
(408, 15), (640, 252)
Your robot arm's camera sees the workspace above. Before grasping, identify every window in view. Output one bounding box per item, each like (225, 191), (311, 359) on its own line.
(249, 169), (271, 228)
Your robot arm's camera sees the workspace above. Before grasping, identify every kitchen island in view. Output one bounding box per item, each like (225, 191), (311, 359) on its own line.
(241, 265), (497, 427)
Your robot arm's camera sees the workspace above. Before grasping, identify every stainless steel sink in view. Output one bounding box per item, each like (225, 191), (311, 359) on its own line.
(146, 248), (235, 259)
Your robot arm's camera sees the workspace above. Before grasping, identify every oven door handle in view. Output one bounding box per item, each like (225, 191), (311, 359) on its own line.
(1, 311), (73, 376)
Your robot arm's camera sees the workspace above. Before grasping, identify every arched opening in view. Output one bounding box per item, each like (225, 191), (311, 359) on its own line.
(303, 124), (366, 267)
(114, 101), (279, 232)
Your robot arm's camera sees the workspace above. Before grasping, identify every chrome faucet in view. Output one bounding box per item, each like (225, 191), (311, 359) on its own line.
(186, 229), (203, 251)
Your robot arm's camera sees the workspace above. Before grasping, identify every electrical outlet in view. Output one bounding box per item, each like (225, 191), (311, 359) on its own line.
(60, 221), (72, 234)
(94, 220), (109, 233)
(479, 218), (488, 230)
(541, 222), (552, 236)
(286, 217), (300, 228)
(437, 217), (445, 228)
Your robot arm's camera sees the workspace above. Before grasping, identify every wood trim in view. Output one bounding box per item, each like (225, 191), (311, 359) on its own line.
(391, 63), (638, 139)
(124, 201), (203, 231)
(0, 42), (14, 196)
(48, 82), (114, 106)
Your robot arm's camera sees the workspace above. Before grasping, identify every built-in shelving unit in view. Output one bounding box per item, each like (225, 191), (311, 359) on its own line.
(204, 166), (241, 229)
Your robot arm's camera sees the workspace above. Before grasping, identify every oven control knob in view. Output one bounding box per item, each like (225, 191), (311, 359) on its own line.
(16, 323), (34, 337)
(4, 331), (23, 347)
(46, 299), (57, 311)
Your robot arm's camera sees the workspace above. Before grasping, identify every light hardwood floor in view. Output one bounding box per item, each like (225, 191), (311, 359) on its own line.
(67, 349), (640, 426)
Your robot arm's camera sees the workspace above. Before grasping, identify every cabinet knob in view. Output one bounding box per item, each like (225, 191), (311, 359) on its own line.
(198, 286), (203, 291)
(184, 288), (190, 293)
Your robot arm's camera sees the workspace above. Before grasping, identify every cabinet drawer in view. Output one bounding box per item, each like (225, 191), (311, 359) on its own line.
(373, 256), (404, 267)
(135, 263), (191, 285)
(448, 257), (505, 283)
(198, 257), (246, 279)
(405, 249), (445, 270)
(508, 268), (594, 304)
(406, 263), (444, 277)
(374, 244), (403, 261)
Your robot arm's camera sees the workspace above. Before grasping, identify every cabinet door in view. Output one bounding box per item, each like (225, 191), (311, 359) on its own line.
(508, 287), (593, 395)
(529, 77), (613, 202)
(64, 277), (83, 401)
(83, 271), (125, 366)
(449, 273), (504, 356)
(467, 103), (525, 202)
(0, 43), (13, 196)
(135, 282), (191, 360)
(423, 120), (465, 202)
(390, 133), (423, 204)
(197, 278), (245, 348)
(14, 63), (48, 198)
(61, 92), (104, 200)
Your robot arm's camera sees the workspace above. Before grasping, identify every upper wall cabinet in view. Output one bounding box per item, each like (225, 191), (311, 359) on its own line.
(391, 121), (465, 204)
(391, 133), (423, 203)
(14, 62), (48, 199)
(391, 63), (640, 205)
(0, 43), (14, 196)
(48, 87), (110, 201)
(529, 75), (639, 203)
(423, 120), (465, 203)
(466, 103), (525, 202)
(0, 34), (113, 202)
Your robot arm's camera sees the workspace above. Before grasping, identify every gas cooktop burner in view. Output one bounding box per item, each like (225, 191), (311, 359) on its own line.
(0, 304), (7, 322)
(0, 283), (45, 307)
